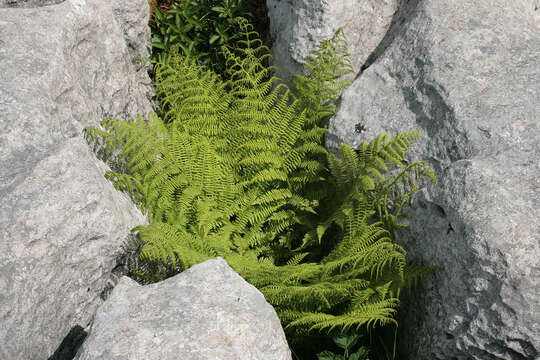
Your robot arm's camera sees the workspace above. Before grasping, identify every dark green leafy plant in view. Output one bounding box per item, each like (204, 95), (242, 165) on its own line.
(151, 0), (251, 73)
(317, 333), (369, 360)
(85, 20), (436, 355)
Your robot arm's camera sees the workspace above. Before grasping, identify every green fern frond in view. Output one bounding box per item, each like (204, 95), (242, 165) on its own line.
(285, 298), (399, 333)
(293, 28), (354, 129)
(403, 262), (439, 292)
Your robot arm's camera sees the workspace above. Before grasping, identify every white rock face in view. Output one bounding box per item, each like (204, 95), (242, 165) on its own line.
(267, 0), (398, 83)
(325, 1), (540, 359)
(75, 258), (292, 360)
(0, 0), (153, 358)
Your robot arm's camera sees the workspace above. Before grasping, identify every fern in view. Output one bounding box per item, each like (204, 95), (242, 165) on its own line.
(84, 21), (436, 350)
(293, 28), (354, 129)
(285, 298), (399, 333)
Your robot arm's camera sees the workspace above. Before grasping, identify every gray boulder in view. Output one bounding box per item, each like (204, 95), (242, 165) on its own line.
(0, 0), (152, 358)
(325, 0), (540, 359)
(75, 258), (292, 360)
(267, 0), (398, 83)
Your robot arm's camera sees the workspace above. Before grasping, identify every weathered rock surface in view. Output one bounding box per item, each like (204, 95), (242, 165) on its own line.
(267, 0), (398, 83)
(0, 0), (153, 358)
(75, 258), (292, 360)
(324, 0), (540, 359)
(0, 0), (65, 8)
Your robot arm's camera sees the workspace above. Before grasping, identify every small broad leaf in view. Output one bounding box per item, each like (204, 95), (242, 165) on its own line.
(151, 38), (166, 50)
(209, 35), (220, 44)
(349, 347), (369, 360)
(317, 351), (343, 360)
(333, 334), (360, 351)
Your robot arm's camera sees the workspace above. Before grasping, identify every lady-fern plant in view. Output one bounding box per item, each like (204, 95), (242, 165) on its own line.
(84, 19), (436, 349)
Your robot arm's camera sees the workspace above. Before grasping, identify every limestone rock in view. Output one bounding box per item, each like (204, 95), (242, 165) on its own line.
(0, 0), (153, 358)
(326, 0), (540, 359)
(75, 258), (292, 360)
(267, 0), (398, 83)
(0, 0), (65, 7)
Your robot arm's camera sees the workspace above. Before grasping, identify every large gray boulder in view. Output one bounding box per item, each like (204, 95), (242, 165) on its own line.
(75, 258), (292, 360)
(0, 0), (152, 358)
(325, 1), (539, 359)
(267, 0), (398, 83)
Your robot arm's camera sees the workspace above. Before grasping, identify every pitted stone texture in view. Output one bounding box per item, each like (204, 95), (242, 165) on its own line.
(0, 0), (152, 358)
(327, 0), (539, 359)
(267, 0), (398, 83)
(111, 0), (153, 71)
(0, 0), (65, 7)
(75, 258), (292, 360)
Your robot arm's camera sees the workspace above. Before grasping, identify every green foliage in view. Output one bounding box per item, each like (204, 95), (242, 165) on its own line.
(277, 28), (355, 260)
(314, 133), (437, 247)
(85, 22), (436, 354)
(293, 28), (354, 129)
(151, 0), (252, 73)
(317, 333), (369, 360)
